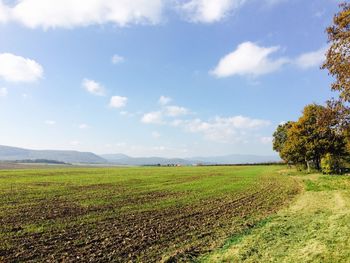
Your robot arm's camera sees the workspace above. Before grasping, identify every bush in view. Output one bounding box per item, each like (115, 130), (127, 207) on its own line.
(321, 153), (344, 174)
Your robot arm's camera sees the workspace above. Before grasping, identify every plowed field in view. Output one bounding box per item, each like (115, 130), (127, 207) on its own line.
(0, 166), (300, 262)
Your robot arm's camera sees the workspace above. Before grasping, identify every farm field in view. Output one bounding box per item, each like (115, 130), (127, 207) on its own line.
(0, 165), (299, 262)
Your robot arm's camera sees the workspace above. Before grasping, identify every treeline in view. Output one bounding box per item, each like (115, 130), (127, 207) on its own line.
(273, 3), (350, 174)
(273, 102), (349, 173)
(14, 159), (69, 165)
(197, 162), (285, 167)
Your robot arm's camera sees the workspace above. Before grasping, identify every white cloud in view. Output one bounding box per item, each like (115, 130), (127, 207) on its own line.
(0, 53), (43, 83)
(109, 96), (128, 108)
(111, 54), (125, 64)
(142, 98), (189, 124)
(158, 95), (172, 105)
(1, 0), (290, 28)
(79, 123), (89, 129)
(152, 131), (161, 139)
(0, 87), (7, 97)
(45, 120), (56, 125)
(141, 94), (270, 144)
(82, 79), (105, 96)
(4, 0), (163, 29)
(211, 42), (289, 78)
(179, 0), (247, 23)
(295, 46), (327, 70)
(178, 0), (286, 24)
(0, 1), (10, 23)
(181, 116), (270, 143)
(141, 111), (163, 124)
(165, 105), (189, 117)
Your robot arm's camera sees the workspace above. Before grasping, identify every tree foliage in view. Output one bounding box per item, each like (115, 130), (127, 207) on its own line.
(321, 153), (344, 174)
(273, 104), (348, 172)
(322, 3), (350, 102)
(272, 121), (293, 153)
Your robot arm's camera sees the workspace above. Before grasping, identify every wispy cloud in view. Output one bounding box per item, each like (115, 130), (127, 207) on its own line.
(178, 0), (287, 24)
(141, 111), (163, 124)
(109, 96), (128, 108)
(0, 53), (43, 83)
(181, 116), (271, 143)
(158, 95), (172, 106)
(165, 105), (189, 117)
(179, 0), (247, 23)
(111, 54), (125, 64)
(295, 46), (327, 70)
(141, 96), (271, 143)
(142, 97), (190, 124)
(82, 79), (106, 96)
(211, 42), (288, 78)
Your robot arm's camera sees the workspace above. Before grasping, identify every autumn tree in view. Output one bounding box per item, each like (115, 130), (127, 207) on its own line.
(322, 3), (350, 102)
(322, 100), (350, 160)
(272, 122), (298, 164)
(272, 121), (293, 153)
(273, 104), (348, 172)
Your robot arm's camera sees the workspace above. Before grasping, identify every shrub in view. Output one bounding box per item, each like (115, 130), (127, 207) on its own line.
(321, 153), (344, 174)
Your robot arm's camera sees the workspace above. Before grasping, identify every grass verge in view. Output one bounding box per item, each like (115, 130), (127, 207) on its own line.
(202, 171), (350, 263)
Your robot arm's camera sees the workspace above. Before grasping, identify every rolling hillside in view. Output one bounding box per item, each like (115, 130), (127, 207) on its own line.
(0, 145), (106, 164)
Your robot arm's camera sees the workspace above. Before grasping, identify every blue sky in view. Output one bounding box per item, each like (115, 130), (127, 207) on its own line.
(0, 0), (340, 157)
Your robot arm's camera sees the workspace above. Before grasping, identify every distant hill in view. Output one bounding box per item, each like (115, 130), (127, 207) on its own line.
(101, 154), (197, 166)
(0, 145), (107, 164)
(101, 153), (281, 166)
(101, 153), (130, 161)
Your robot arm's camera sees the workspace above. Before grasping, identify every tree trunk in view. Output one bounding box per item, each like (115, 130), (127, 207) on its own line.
(316, 158), (320, 171)
(305, 158), (311, 173)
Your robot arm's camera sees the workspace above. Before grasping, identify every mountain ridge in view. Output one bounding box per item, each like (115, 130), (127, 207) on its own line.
(0, 145), (106, 164)
(0, 145), (281, 165)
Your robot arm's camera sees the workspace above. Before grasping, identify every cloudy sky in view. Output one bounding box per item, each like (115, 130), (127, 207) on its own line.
(0, 0), (339, 157)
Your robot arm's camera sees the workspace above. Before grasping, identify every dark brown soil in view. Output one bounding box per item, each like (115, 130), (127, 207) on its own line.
(0, 181), (300, 262)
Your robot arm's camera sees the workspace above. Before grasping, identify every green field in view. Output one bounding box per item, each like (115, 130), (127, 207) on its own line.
(2, 166), (349, 262)
(0, 165), (299, 262)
